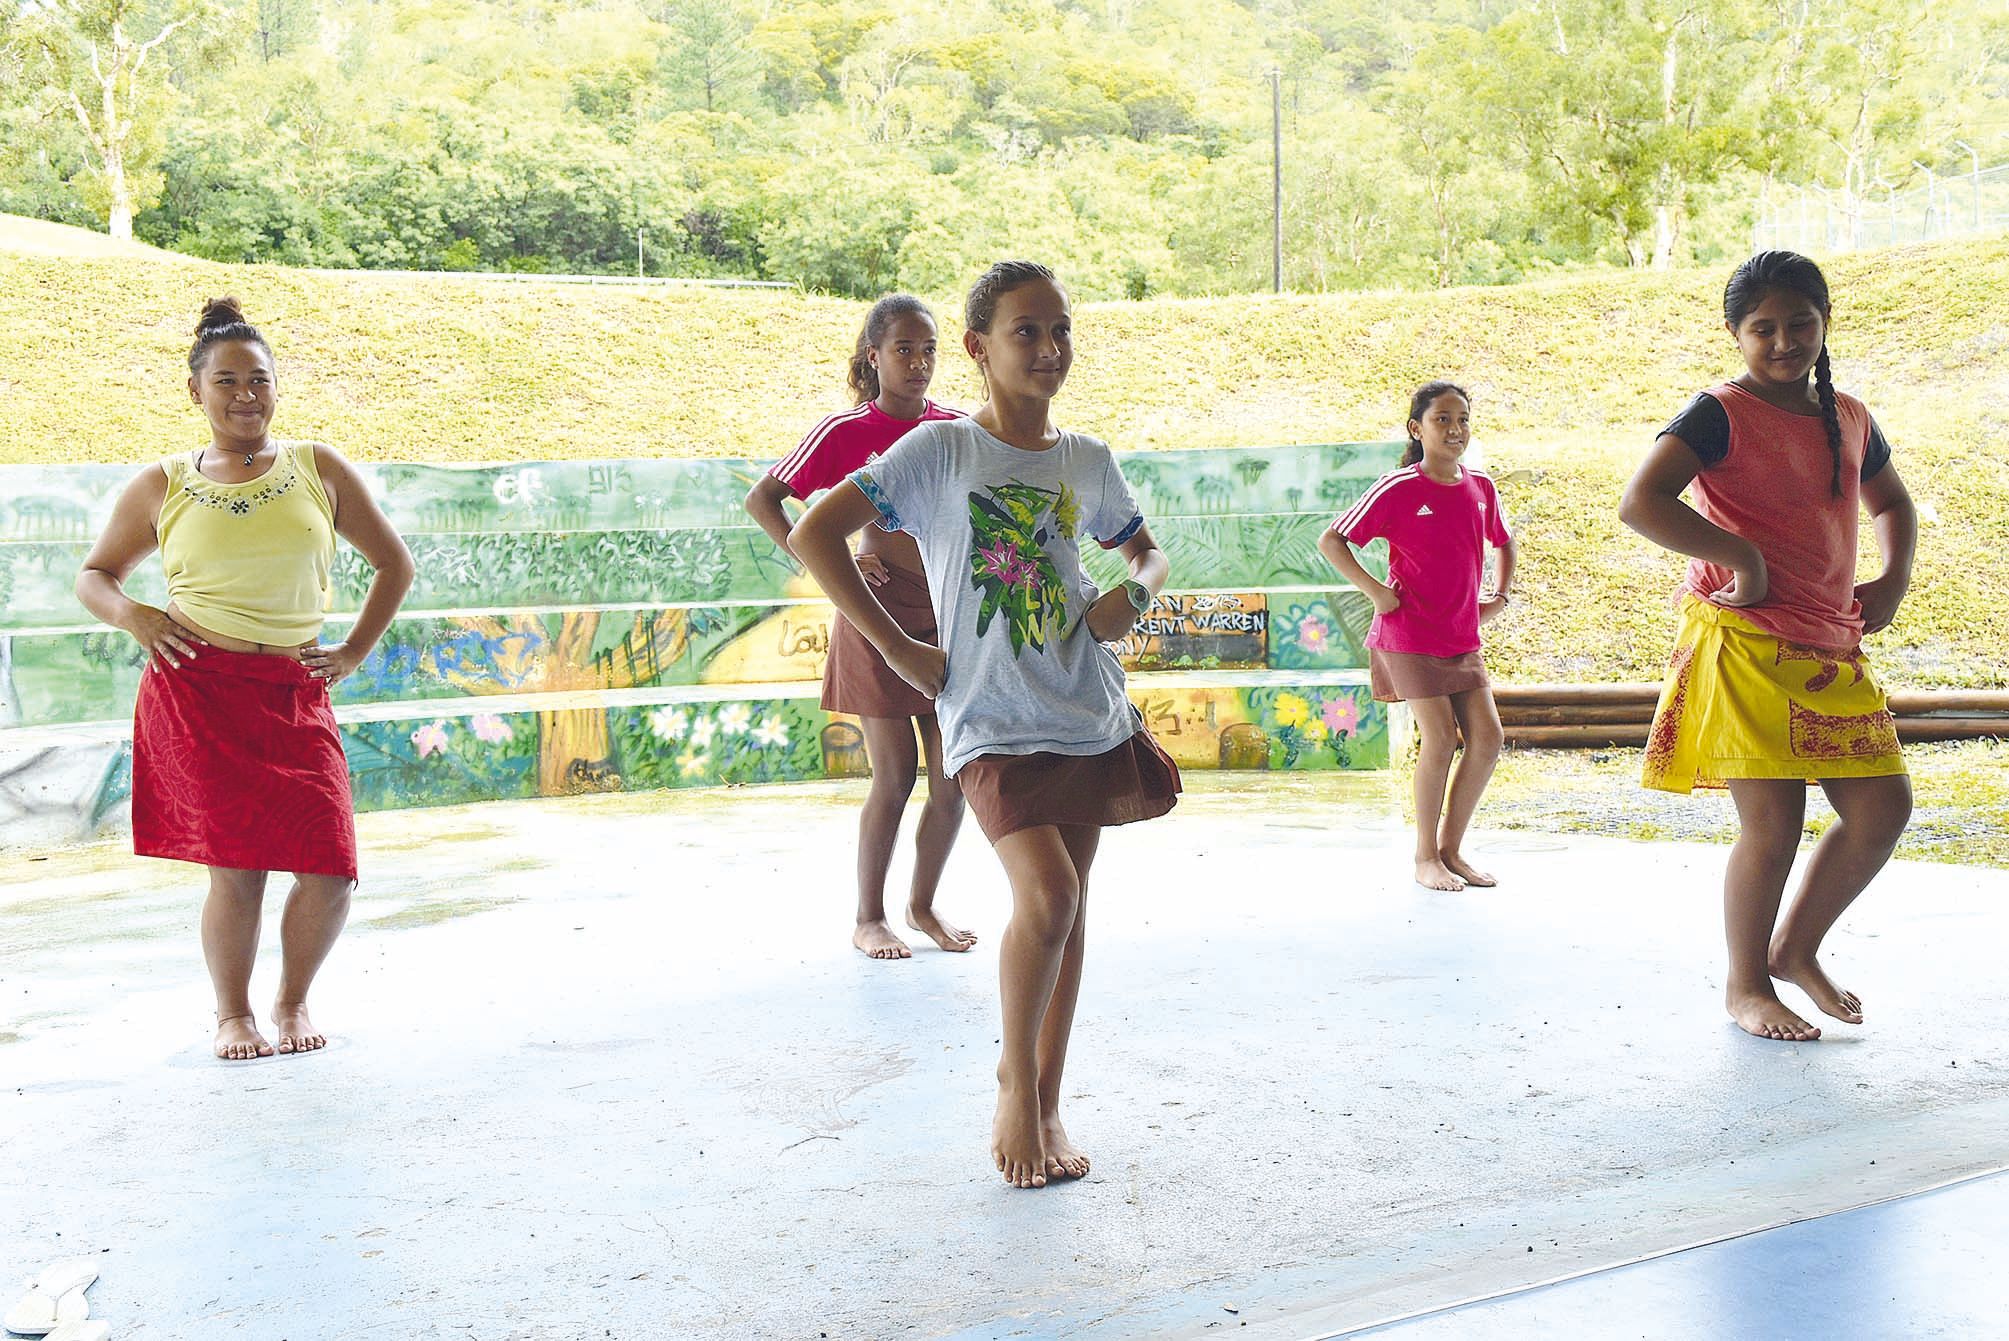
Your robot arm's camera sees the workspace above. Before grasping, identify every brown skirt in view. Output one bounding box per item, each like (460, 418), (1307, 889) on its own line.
(822, 564), (939, 719)
(1369, 647), (1490, 703)
(956, 730), (1182, 844)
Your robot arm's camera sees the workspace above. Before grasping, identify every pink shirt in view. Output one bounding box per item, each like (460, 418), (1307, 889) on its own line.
(770, 400), (963, 498)
(1335, 465), (1511, 658)
(1677, 382), (1875, 651)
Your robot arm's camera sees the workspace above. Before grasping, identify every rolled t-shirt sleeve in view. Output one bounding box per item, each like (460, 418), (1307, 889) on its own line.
(1089, 450), (1145, 548)
(1662, 392), (1731, 466)
(848, 422), (943, 537)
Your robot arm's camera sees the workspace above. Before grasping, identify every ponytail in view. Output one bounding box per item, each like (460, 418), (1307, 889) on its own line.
(1403, 379), (1469, 466)
(846, 294), (933, 405)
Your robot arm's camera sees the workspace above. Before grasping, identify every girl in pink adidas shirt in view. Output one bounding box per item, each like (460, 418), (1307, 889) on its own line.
(1319, 382), (1516, 891)
(744, 295), (973, 961)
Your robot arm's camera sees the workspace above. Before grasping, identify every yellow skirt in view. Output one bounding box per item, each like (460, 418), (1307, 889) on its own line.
(1642, 595), (1905, 794)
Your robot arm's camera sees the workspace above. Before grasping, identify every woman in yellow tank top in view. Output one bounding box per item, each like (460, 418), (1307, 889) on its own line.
(76, 297), (415, 1063)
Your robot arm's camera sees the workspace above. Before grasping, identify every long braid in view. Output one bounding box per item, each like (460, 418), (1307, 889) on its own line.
(1812, 345), (1843, 498)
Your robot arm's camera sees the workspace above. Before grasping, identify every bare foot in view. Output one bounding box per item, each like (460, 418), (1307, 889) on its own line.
(1727, 988), (1821, 1041)
(906, 906), (977, 953)
(1040, 1114), (1090, 1181)
(215, 1013), (274, 1061)
(1769, 947), (1863, 1024)
(272, 1001), (327, 1054)
(853, 919), (912, 960)
(1440, 852), (1497, 887)
(992, 1084), (1047, 1189)
(1414, 858), (1467, 892)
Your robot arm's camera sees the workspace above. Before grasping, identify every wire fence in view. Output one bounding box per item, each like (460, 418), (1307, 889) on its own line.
(1754, 163), (2009, 254)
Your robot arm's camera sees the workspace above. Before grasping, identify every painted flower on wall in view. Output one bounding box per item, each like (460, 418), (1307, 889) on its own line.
(470, 713), (512, 743)
(1322, 696), (1360, 737)
(690, 716), (718, 749)
(752, 718), (789, 749)
(1273, 692), (1311, 728)
(1294, 615), (1331, 656)
(411, 721), (449, 758)
(678, 748), (705, 776)
(648, 707), (688, 741)
(717, 702), (752, 736)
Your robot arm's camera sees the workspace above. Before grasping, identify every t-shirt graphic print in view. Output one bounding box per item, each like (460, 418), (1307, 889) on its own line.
(851, 417), (1148, 776)
(968, 479), (1083, 655)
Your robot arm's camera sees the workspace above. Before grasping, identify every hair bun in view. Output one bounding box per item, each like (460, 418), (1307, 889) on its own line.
(196, 295), (248, 334)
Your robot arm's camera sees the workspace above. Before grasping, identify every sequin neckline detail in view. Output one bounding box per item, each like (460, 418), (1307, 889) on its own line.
(181, 445), (299, 516)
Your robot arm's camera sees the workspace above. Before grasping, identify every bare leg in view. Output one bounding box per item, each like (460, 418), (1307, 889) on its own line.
(1036, 824), (1098, 1181)
(1407, 695), (1465, 890)
(1769, 773), (1912, 1025)
(202, 866), (273, 1060)
(990, 825), (1083, 1189)
(854, 716), (920, 960)
(1438, 687), (1504, 887)
(905, 715), (974, 952)
(1724, 780), (1820, 1041)
(272, 873), (352, 1054)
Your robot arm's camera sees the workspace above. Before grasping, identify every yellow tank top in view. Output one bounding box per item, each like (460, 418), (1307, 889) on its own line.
(157, 441), (337, 646)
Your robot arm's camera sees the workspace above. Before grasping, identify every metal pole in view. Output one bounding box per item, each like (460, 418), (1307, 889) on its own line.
(1270, 67), (1282, 294)
(1914, 162), (1937, 240)
(1953, 140), (1981, 232)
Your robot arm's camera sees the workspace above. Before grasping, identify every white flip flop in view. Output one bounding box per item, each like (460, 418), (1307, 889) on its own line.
(4, 1261), (99, 1336)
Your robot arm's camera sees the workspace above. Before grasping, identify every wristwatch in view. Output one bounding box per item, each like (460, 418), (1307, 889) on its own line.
(1122, 579), (1152, 613)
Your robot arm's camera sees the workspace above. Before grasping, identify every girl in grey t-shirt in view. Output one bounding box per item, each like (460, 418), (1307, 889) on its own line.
(792, 261), (1181, 1191)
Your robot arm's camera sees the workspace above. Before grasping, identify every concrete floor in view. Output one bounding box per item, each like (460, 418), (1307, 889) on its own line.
(1350, 1169), (2009, 1339)
(3, 775), (2006, 1340)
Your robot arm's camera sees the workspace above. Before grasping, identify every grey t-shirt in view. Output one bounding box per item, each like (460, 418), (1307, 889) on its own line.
(851, 417), (1148, 777)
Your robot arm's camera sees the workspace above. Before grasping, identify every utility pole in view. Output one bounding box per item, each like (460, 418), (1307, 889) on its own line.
(1270, 68), (1282, 294)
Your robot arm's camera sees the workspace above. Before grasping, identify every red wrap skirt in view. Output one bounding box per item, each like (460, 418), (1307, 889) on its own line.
(132, 649), (358, 879)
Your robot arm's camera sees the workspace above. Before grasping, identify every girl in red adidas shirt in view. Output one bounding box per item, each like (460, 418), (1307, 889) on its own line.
(1319, 382), (1516, 892)
(744, 295), (973, 960)
(1620, 251), (1915, 1044)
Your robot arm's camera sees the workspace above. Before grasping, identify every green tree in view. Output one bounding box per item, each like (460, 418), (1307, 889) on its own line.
(7, 0), (225, 239)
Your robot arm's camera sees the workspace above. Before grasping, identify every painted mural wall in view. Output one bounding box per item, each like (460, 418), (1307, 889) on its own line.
(0, 588), (1375, 730)
(1, 444), (1404, 843)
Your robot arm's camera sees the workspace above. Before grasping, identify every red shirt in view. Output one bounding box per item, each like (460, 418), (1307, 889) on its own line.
(1335, 465), (1511, 657)
(770, 400), (964, 498)
(1676, 382), (1876, 651)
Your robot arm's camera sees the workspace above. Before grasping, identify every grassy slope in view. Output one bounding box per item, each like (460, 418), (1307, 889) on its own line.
(3, 223), (2004, 687)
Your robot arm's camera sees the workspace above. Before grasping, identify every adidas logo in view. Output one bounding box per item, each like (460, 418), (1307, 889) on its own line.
(1415, 504), (1434, 517)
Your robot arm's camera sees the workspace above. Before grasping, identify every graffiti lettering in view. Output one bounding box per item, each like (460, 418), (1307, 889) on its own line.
(492, 469), (546, 507)
(778, 619), (830, 659)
